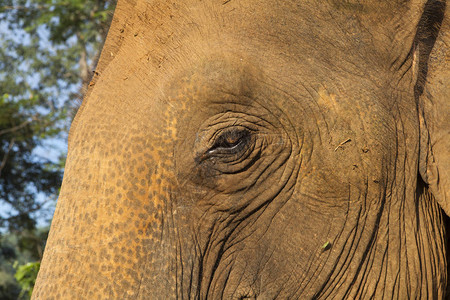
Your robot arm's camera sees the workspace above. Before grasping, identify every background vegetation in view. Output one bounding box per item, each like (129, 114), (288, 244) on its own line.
(0, 1), (116, 298)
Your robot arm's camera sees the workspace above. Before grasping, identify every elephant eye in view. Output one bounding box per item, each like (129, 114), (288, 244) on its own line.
(207, 128), (251, 155)
(194, 123), (262, 175)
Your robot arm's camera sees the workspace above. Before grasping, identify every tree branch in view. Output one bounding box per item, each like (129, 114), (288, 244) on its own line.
(0, 5), (49, 11)
(0, 116), (37, 137)
(0, 137), (15, 177)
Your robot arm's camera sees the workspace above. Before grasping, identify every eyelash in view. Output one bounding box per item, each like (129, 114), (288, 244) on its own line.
(206, 128), (251, 156)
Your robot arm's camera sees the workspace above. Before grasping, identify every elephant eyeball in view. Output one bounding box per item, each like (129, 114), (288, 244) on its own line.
(213, 129), (248, 150)
(202, 128), (251, 158)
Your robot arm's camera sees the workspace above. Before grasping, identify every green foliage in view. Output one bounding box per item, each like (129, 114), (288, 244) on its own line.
(0, 0), (116, 298)
(0, 238), (21, 300)
(0, 0), (116, 232)
(0, 228), (48, 299)
(14, 261), (40, 298)
(0, 92), (63, 232)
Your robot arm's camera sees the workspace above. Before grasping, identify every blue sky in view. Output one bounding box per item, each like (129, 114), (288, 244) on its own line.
(0, 18), (72, 229)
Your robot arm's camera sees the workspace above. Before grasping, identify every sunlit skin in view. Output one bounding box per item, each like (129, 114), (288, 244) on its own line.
(33, 0), (449, 298)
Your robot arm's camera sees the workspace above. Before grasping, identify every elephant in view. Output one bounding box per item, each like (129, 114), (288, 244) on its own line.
(33, 0), (449, 298)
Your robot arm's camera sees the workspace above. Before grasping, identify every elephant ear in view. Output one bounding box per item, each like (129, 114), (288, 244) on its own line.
(417, 1), (450, 215)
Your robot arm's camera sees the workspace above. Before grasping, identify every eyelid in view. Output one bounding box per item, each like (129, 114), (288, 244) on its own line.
(207, 137), (244, 154)
(211, 128), (249, 147)
(207, 125), (254, 147)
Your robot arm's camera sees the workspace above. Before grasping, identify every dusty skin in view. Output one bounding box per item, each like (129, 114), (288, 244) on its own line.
(33, 0), (449, 298)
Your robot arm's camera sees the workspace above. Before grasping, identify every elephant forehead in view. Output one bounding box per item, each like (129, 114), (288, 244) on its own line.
(85, 0), (425, 120)
(99, 0), (421, 80)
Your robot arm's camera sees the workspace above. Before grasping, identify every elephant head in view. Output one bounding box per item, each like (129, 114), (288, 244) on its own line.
(33, 0), (449, 298)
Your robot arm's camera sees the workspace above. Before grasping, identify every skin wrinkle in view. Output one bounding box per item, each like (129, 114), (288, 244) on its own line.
(202, 217), (243, 291)
(354, 232), (376, 297)
(213, 226), (252, 297)
(392, 109), (409, 296)
(205, 104), (279, 134)
(296, 222), (338, 296)
(236, 88), (301, 156)
(211, 156), (298, 296)
(346, 191), (377, 293)
(203, 227), (225, 297)
(302, 209), (348, 288)
(325, 207), (364, 298)
(207, 192), (278, 296)
(281, 215), (321, 295)
(363, 188), (384, 296)
(316, 192), (356, 298)
(319, 188), (354, 292)
(342, 211), (374, 298)
(33, 0), (449, 298)
(391, 112), (408, 295)
(229, 266), (249, 299)
(218, 261), (233, 299)
(216, 262), (234, 298)
(386, 162), (400, 298)
(226, 203), (276, 253)
(360, 204), (386, 297)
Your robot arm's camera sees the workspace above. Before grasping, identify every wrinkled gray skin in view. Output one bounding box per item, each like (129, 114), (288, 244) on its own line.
(33, 0), (449, 298)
